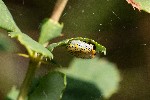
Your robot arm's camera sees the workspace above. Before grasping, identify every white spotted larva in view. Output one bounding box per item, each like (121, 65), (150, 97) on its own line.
(66, 40), (96, 59)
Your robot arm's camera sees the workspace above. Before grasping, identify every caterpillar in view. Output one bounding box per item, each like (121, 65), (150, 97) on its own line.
(66, 40), (96, 59)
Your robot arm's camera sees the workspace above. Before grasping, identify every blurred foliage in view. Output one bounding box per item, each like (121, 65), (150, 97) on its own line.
(6, 72), (66, 100)
(61, 58), (121, 99)
(62, 77), (103, 100)
(6, 86), (19, 100)
(28, 71), (66, 100)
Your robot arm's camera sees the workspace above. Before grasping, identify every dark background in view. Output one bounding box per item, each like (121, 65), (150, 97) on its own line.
(0, 0), (150, 99)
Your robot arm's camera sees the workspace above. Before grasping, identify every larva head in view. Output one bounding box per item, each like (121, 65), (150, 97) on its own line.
(66, 40), (96, 59)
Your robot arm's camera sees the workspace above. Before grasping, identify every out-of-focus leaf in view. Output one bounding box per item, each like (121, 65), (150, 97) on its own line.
(126, 0), (150, 13)
(61, 57), (121, 99)
(28, 71), (66, 100)
(9, 32), (53, 59)
(6, 86), (19, 100)
(39, 19), (63, 44)
(62, 77), (103, 100)
(47, 37), (106, 55)
(0, 33), (18, 52)
(0, 0), (20, 32)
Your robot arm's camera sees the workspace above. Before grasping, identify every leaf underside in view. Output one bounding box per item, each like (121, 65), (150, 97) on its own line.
(61, 58), (121, 99)
(29, 71), (66, 100)
(47, 37), (106, 55)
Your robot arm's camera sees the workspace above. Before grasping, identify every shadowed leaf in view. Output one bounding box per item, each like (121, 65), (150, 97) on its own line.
(28, 71), (66, 100)
(61, 58), (121, 99)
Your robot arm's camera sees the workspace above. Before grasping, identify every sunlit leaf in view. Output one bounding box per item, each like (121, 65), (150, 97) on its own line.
(9, 32), (53, 59)
(0, 0), (20, 32)
(6, 86), (19, 100)
(28, 71), (66, 100)
(126, 0), (150, 13)
(61, 57), (121, 99)
(39, 19), (63, 44)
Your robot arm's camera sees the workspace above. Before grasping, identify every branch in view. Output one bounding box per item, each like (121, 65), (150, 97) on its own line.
(51, 0), (68, 22)
(17, 59), (41, 100)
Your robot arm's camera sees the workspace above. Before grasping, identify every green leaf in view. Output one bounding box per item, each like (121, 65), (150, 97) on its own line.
(28, 71), (66, 100)
(47, 37), (106, 55)
(126, 0), (150, 13)
(47, 39), (69, 52)
(62, 77), (103, 100)
(0, 0), (54, 59)
(39, 19), (63, 44)
(6, 86), (19, 100)
(0, 0), (53, 58)
(61, 57), (121, 99)
(0, 0), (20, 32)
(9, 32), (53, 59)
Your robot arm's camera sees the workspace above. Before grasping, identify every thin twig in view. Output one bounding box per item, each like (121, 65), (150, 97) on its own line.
(17, 59), (41, 100)
(51, 0), (68, 22)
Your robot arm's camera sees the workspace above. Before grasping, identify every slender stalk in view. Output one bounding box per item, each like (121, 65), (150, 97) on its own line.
(51, 0), (68, 22)
(44, 0), (68, 47)
(17, 59), (41, 100)
(17, 0), (68, 100)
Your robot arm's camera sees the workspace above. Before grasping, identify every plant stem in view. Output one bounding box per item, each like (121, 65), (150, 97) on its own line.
(17, 59), (41, 100)
(51, 0), (68, 22)
(17, 1), (68, 100)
